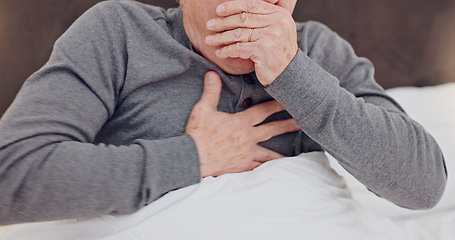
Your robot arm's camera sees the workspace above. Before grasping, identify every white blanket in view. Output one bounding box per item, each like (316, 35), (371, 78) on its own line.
(1, 153), (406, 240)
(1, 83), (454, 240)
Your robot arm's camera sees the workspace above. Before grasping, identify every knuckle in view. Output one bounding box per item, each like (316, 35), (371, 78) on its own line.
(236, 111), (252, 124)
(239, 12), (249, 26)
(255, 110), (268, 122)
(247, 0), (260, 11)
(234, 28), (243, 39)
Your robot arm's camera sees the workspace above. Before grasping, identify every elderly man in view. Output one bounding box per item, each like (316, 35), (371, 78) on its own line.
(0, 0), (447, 225)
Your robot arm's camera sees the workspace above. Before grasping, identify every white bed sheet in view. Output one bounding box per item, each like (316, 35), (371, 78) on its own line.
(1, 83), (454, 240)
(1, 153), (408, 240)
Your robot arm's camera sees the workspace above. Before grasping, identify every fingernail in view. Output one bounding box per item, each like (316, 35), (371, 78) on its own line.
(215, 49), (221, 56)
(206, 19), (215, 29)
(216, 4), (225, 15)
(206, 72), (217, 84)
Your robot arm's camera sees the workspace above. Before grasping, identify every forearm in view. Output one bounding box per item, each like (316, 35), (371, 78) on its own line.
(266, 51), (447, 209)
(0, 124), (200, 226)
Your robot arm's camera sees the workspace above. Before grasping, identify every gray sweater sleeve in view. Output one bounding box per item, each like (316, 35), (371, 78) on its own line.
(266, 22), (447, 210)
(0, 3), (200, 225)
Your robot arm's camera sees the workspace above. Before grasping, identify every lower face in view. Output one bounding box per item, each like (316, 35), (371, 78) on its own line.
(180, 0), (254, 75)
(180, 0), (296, 76)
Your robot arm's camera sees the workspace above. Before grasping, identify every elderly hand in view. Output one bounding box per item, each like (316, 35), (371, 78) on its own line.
(185, 71), (300, 177)
(205, 0), (298, 86)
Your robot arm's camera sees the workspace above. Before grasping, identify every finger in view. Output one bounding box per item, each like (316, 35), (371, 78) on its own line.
(253, 118), (300, 142)
(198, 71), (222, 110)
(216, 0), (280, 17)
(215, 41), (255, 60)
(207, 12), (270, 32)
(254, 146), (285, 163)
(246, 161), (262, 171)
(206, 28), (256, 46)
(238, 100), (285, 125)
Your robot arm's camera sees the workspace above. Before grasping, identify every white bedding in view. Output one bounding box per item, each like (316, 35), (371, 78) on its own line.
(1, 83), (454, 240)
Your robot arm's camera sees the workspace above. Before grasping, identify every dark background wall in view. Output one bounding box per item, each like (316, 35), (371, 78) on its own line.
(1, 0), (455, 117)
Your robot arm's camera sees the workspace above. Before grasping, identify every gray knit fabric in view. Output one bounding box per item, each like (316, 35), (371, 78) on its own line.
(0, 0), (446, 225)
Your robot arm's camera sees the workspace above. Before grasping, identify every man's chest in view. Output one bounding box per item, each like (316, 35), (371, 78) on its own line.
(93, 62), (298, 156)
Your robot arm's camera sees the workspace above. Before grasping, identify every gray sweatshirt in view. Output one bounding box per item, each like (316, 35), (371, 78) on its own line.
(0, 0), (447, 225)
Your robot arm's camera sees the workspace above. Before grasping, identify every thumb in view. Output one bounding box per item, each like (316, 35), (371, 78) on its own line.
(198, 71), (222, 110)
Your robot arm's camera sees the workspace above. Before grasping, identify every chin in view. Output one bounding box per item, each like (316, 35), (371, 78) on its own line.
(217, 58), (255, 75)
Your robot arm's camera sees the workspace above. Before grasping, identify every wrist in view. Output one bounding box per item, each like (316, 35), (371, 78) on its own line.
(257, 48), (299, 87)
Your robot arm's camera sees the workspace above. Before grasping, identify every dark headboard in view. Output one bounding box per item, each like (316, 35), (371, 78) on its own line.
(1, 0), (454, 117)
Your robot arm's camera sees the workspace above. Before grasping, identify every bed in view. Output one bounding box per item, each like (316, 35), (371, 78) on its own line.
(1, 0), (454, 238)
(0, 83), (454, 239)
